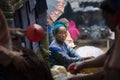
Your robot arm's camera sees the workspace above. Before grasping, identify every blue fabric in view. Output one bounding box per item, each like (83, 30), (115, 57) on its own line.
(49, 40), (83, 68)
(29, 0), (36, 12)
(35, 0), (48, 14)
(36, 12), (47, 32)
(27, 1), (40, 53)
(13, 1), (38, 53)
(48, 25), (54, 44)
(19, 2), (31, 49)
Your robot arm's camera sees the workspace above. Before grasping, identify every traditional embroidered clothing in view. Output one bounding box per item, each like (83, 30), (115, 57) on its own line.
(49, 39), (83, 68)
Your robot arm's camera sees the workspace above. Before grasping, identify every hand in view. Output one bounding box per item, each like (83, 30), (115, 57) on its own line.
(9, 50), (23, 57)
(15, 28), (26, 33)
(0, 45), (23, 58)
(0, 45), (29, 71)
(0, 45), (25, 66)
(0, 45), (12, 66)
(68, 61), (85, 74)
(10, 50), (30, 72)
(9, 28), (26, 37)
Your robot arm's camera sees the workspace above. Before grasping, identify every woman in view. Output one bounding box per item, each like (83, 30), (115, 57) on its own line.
(49, 21), (91, 68)
(59, 18), (76, 48)
(0, 8), (54, 80)
(67, 0), (120, 80)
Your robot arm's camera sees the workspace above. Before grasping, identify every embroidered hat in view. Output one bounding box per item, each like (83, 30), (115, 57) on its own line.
(53, 21), (67, 35)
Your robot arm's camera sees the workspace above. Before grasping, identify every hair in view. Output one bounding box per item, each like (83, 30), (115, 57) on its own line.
(100, 1), (116, 14)
(53, 28), (58, 36)
(100, 0), (120, 14)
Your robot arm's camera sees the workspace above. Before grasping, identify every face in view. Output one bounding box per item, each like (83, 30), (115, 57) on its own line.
(102, 11), (116, 31)
(55, 27), (67, 42)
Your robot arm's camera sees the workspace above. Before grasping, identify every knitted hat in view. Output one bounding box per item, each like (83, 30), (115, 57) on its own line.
(53, 21), (67, 35)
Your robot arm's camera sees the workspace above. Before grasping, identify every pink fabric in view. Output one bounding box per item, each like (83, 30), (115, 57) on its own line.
(68, 21), (80, 40)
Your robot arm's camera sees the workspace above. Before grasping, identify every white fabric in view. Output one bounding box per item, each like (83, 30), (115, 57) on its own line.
(109, 29), (115, 40)
(75, 46), (104, 57)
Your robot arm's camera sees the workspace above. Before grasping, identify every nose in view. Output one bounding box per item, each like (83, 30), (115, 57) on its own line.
(62, 33), (66, 37)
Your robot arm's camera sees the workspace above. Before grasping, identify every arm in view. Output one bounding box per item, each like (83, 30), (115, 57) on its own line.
(0, 45), (24, 66)
(49, 47), (82, 67)
(81, 44), (113, 69)
(9, 28), (26, 37)
(66, 44), (92, 60)
(68, 53), (107, 74)
(66, 44), (83, 59)
(68, 69), (104, 80)
(81, 53), (107, 68)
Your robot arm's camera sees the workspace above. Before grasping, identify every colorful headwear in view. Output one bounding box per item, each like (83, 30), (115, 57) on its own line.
(53, 21), (67, 35)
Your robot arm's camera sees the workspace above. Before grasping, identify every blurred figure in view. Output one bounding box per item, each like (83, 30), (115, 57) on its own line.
(68, 20), (80, 41)
(49, 21), (92, 68)
(0, 8), (54, 80)
(90, 24), (101, 40)
(67, 0), (120, 80)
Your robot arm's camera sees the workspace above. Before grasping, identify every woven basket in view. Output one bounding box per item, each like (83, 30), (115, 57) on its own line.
(80, 67), (103, 74)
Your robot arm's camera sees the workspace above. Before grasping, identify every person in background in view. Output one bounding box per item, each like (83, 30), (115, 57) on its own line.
(9, 28), (26, 37)
(67, 0), (120, 80)
(90, 23), (101, 40)
(68, 20), (80, 41)
(59, 18), (76, 48)
(49, 21), (92, 68)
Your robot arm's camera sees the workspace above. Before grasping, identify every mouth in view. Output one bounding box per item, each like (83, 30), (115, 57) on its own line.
(59, 38), (65, 41)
